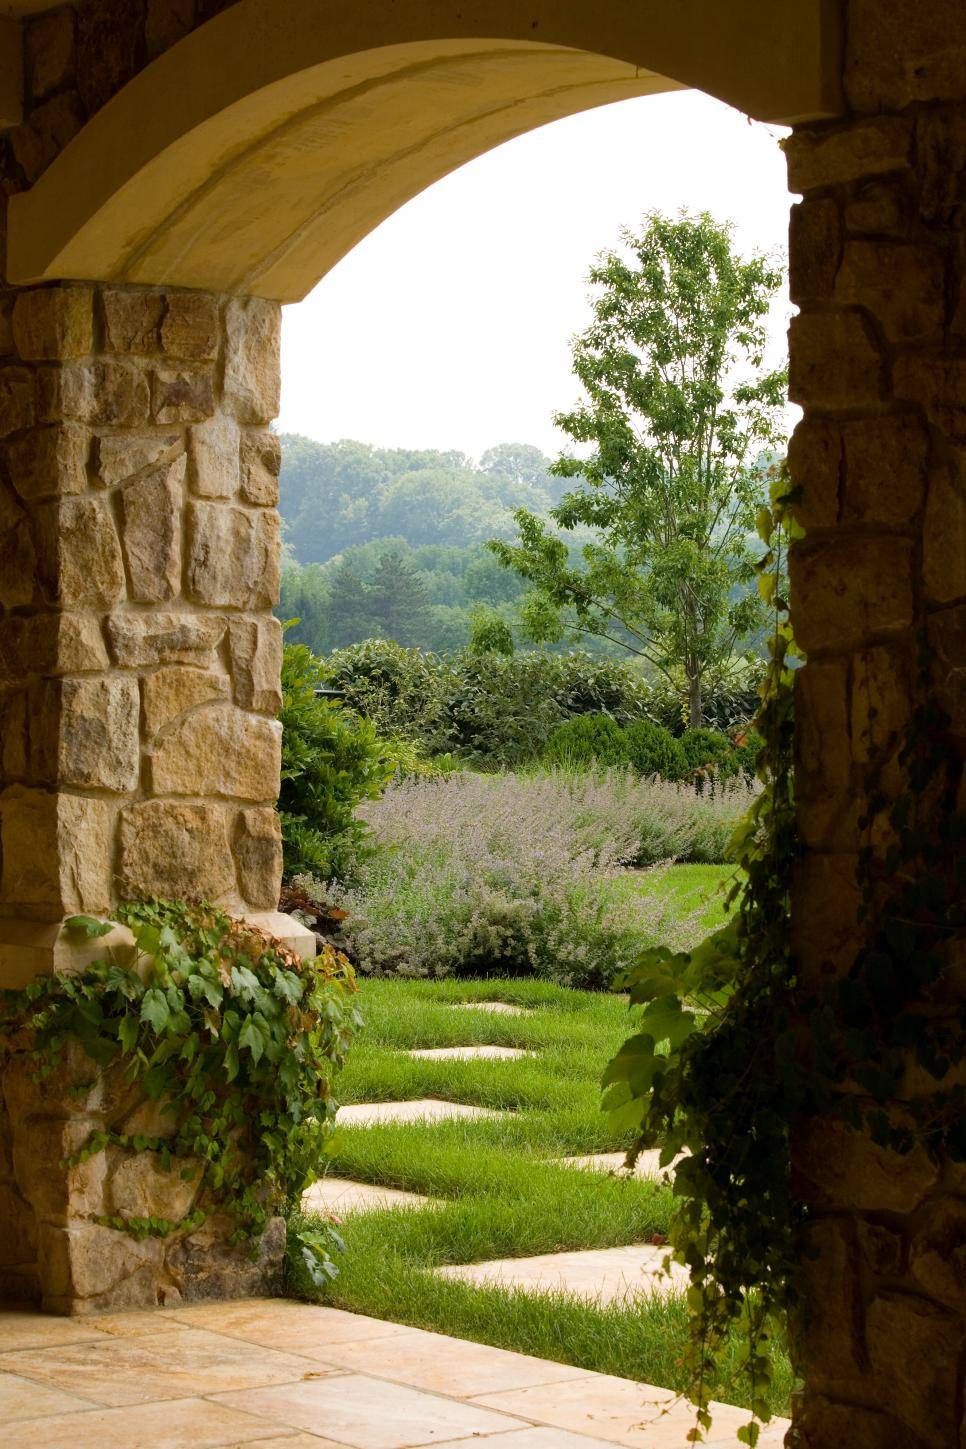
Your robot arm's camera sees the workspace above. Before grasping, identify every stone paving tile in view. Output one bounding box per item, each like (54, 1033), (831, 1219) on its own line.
(472, 1375), (790, 1448)
(408, 1044), (534, 1060)
(0, 1325), (330, 1407)
(451, 1001), (528, 1015)
(1, 1395), (297, 1448)
(303, 1176), (432, 1215)
(437, 1244), (688, 1303)
(213, 1373), (528, 1447)
(557, 1150), (680, 1179)
(335, 1099), (504, 1126)
(162, 1299), (417, 1356)
(0, 1370), (96, 1421)
(0, 1307), (104, 1352)
(442, 1431), (617, 1448)
(313, 1324), (589, 1396)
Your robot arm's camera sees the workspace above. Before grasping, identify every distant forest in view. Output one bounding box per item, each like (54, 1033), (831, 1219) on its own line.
(276, 435), (594, 655)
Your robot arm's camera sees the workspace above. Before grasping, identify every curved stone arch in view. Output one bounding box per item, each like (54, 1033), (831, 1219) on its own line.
(6, 0), (841, 300)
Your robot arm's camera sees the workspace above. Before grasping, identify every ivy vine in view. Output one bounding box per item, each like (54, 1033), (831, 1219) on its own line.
(0, 901), (362, 1286)
(604, 462), (964, 1443)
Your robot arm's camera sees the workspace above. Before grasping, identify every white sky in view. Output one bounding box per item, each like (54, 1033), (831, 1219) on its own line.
(278, 89), (795, 461)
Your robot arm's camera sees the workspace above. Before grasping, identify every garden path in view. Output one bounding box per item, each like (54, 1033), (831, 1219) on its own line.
(436, 1243), (689, 1302)
(0, 1299), (791, 1447)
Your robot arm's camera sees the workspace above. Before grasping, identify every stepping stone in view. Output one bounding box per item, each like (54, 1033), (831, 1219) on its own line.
(452, 1001), (529, 1015)
(436, 1243), (689, 1304)
(556, 1149), (682, 1179)
(335, 1098), (504, 1126)
(408, 1045), (534, 1061)
(302, 1176), (431, 1215)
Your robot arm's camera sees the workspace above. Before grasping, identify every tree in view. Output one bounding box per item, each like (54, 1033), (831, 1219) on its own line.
(367, 549), (430, 646)
(466, 607), (515, 656)
(326, 559), (376, 648)
(490, 211), (787, 726)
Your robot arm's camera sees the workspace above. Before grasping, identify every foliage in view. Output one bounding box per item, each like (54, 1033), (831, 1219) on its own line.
(280, 642), (397, 881)
(324, 638), (453, 753)
(466, 608), (515, 657)
(324, 770), (747, 987)
(491, 211), (787, 726)
(543, 713), (631, 770)
(0, 902), (361, 1286)
(623, 719), (690, 782)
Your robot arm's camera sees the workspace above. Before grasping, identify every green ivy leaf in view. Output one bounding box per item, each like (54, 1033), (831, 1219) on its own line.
(140, 988), (171, 1034)
(64, 915), (113, 939)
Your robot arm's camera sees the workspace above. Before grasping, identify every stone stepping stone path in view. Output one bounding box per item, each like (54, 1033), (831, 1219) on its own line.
(556, 1149), (684, 1179)
(451, 1000), (529, 1015)
(409, 1045), (535, 1061)
(336, 1098), (505, 1127)
(437, 1243), (689, 1304)
(302, 1176), (432, 1215)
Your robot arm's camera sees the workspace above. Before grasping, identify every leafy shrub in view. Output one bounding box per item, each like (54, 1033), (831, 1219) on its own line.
(280, 642), (396, 880)
(543, 713), (630, 770)
(1, 902), (360, 1286)
(326, 639), (451, 753)
(325, 770), (751, 987)
(622, 720), (689, 780)
(680, 727), (734, 772)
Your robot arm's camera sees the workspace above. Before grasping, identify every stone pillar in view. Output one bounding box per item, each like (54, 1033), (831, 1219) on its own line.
(0, 281), (308, 984)
(785, 6), (966, 1445)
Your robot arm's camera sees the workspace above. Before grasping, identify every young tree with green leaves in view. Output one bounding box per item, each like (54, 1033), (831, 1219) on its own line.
(491, 211), (787, 726)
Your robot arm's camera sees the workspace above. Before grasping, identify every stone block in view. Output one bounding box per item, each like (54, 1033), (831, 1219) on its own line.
(186, 501), (280, 609)
(5, 423), (88, 500)
(38, 1221), (163, 1306)
(25, 8), (75, 102)
(168, 1212), (284, 1303)
(787, 417), (840, 530)
(55, 675), (141, 792)
(152, 366), (215, 424)
(239, 429), (281, 506)
(149, 704), (281, 801)
(224, 296), (281, 424)
(796, 1218), (864, 1382)
(241, 911), (316, 961)
(0, 514), (38, 608)
(855, 1220), (904, 1279)
(793, 1116), (939, 1214)
(916, 108), (966, 226)
(923, 460), (966, 604)
(893, 356), (966, 443)
(784, 116), (911, 193)
(142, 665), (230, 737)
(0, 366), (36, 437)
(19, 613), (109, 676)
(234, 807), (283, 909)
(0, 1182), (36, 1268)
(788, 312), (884, 409)
(0, 295), (14, 358)
(795, 661), (860, 851)
(188, 413), (240, 498)
(9, 91), (86, 187)
(0, 689), (28, 784)
(850, 644), (912, 765)
(0, 788), (115, 918)
(841, 413), (928, 525)
(834, 241), (944, 344)
(0, 920), (136, 993)
(102, 289), (165, 354)
(927, 604), (966, 733)
(107, 1147), (199, 1223)
(34, 495), (126, 607)
(95, 430), (182, 487)
(865, 1292), (959, 1445)
(788, 198), (841, 305)
(228, 615), (283, 713)
(12, 1116), (107, 1224)
(119, 454), (185, 602)
(845, 177), (910, 237)
(86, 361), (152, 427)
(846, 0), (966, 111)
(12, 288), (93, 361)
(118, 799), (235, 902)
(106, 610), (226, 668)
(795, 1397), (916, 1449)
(789, 536), (915, 654)
(791, 851), (861, 986)
(909, 1198), (966, 1310)
(145, 0), (195, 59)
(160, 292), (220, 360)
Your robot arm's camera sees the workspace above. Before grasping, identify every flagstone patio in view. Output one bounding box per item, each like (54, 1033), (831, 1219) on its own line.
(0, 1298), (790, 1447)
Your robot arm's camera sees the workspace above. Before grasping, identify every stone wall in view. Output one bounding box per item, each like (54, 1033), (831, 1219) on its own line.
(0, 1037), (284, 1313)
(786, 4), (966, 1445)
(0, 281), (285, 931)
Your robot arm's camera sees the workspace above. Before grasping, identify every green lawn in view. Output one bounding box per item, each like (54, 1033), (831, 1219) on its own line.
(295, 962), (792, 1416)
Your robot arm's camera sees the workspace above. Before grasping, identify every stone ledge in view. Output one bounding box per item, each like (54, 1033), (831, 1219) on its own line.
(239, 911), (317, 962)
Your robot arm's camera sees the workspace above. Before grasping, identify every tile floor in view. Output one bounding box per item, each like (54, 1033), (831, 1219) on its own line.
(0, 1298), (790, 1447)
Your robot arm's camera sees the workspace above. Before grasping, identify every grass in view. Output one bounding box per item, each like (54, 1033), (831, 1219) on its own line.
(612, 861), (737, 938)
(296, 923), (793, 1419)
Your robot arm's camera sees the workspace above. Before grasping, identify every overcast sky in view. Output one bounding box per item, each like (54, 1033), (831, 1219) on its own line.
(278, 89), (795, 461)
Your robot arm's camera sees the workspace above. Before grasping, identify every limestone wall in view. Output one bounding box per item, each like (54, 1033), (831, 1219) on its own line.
(786, 4), (966, 1444)
(0, 282), (285, 923)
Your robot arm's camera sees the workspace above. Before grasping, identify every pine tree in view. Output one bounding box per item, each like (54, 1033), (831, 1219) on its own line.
(367, 549), (429, 646)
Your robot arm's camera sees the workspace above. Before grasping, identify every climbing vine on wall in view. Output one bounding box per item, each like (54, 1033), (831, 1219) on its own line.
(603, 463), (964, 1442)
(0, 902), (362, 1285)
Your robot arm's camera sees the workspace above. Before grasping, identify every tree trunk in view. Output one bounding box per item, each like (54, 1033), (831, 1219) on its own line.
(688, 672), (703, 728)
